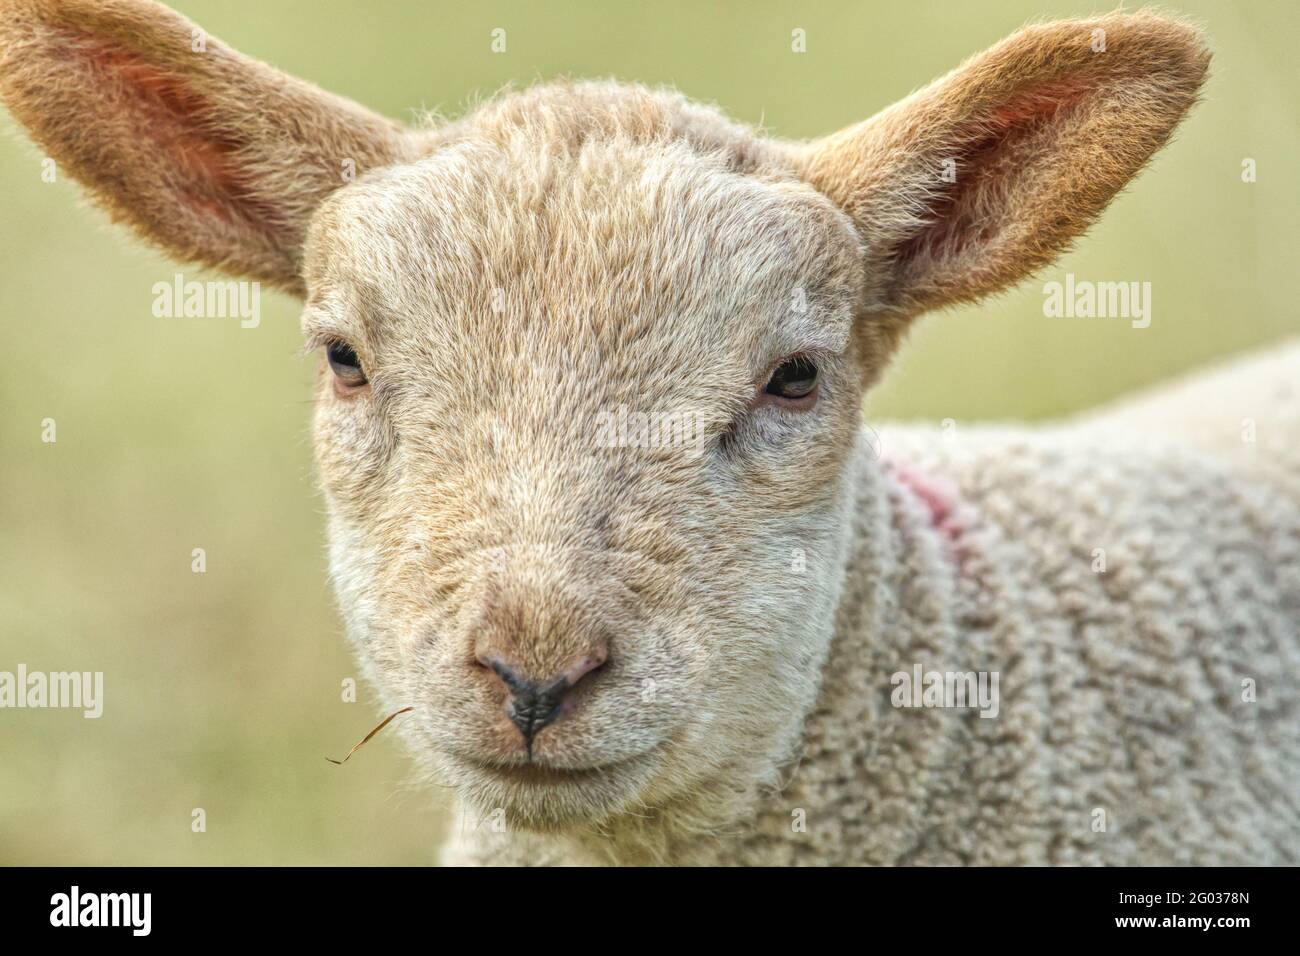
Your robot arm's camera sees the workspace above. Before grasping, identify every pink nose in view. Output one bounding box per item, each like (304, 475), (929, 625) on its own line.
(476, 649), (608, 746)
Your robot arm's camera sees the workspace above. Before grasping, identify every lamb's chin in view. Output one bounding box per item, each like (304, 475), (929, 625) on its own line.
(445, 751), (660, 832)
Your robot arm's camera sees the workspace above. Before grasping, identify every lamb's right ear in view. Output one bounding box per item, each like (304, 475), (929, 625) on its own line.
(0, 0), (411, 295)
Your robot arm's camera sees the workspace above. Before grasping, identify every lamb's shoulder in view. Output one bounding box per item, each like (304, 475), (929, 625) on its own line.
(861, 424), (1300, 864)
(880, 423), (1300, 629)
(732, 424), (1298, 866)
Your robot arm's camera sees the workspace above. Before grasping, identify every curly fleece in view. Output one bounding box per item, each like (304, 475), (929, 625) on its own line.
(772, 420), (1299, 864)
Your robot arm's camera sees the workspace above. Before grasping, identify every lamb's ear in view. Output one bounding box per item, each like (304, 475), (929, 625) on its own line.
(794, 13), (1209, 334)
(0, 0), (411, 295)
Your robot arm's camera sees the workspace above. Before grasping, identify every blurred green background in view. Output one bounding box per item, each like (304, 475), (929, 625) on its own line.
(1, 0), (1296, 865)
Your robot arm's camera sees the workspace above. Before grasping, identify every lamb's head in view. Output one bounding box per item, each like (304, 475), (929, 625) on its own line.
(0, 0), (1209, 831)
(303, 86), (872, 827)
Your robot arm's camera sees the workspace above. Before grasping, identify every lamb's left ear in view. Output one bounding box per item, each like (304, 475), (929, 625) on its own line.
(794, 12), (1210, 332)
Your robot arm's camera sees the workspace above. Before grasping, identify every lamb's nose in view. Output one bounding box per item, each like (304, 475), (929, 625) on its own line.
(478, 651), (607, 747)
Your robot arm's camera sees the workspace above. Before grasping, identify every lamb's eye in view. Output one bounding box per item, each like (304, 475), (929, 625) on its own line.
(327, 341), (367, 389)
(763, 356), (819, 403)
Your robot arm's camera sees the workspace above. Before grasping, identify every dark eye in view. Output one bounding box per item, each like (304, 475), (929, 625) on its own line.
(763, 356), (819, 403)
(327, 341), (367, 389)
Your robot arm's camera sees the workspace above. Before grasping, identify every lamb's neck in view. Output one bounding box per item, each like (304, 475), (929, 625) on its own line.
(720, 446), (969, 865)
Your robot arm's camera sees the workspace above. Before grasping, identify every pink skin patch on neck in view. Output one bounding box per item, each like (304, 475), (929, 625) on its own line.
(887, 462), (965, 545)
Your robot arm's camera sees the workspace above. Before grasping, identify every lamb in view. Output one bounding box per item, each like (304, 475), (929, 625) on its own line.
(2, 0), (1295, 866)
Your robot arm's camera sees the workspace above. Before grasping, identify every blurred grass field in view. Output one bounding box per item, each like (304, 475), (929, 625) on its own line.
(1, 0), (1297, 865)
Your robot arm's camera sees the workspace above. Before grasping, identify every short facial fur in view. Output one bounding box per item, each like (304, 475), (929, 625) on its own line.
(0, 1), (1211, 854)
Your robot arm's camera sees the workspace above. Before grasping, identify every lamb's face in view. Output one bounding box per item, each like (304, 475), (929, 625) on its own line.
(301, 121), (868, 829)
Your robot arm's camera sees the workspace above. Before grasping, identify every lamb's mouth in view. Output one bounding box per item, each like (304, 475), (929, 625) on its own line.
(447, 745), (667, 829)
(461, 750), (652, 786)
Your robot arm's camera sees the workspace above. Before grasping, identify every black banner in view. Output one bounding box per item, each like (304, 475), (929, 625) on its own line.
(0, 866), (1285, 942)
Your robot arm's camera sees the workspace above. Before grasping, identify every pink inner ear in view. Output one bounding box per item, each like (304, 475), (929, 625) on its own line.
(895, 79), (1096, 269)
(73, 37), (279, 231)
(985, 79), (1093, 131)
